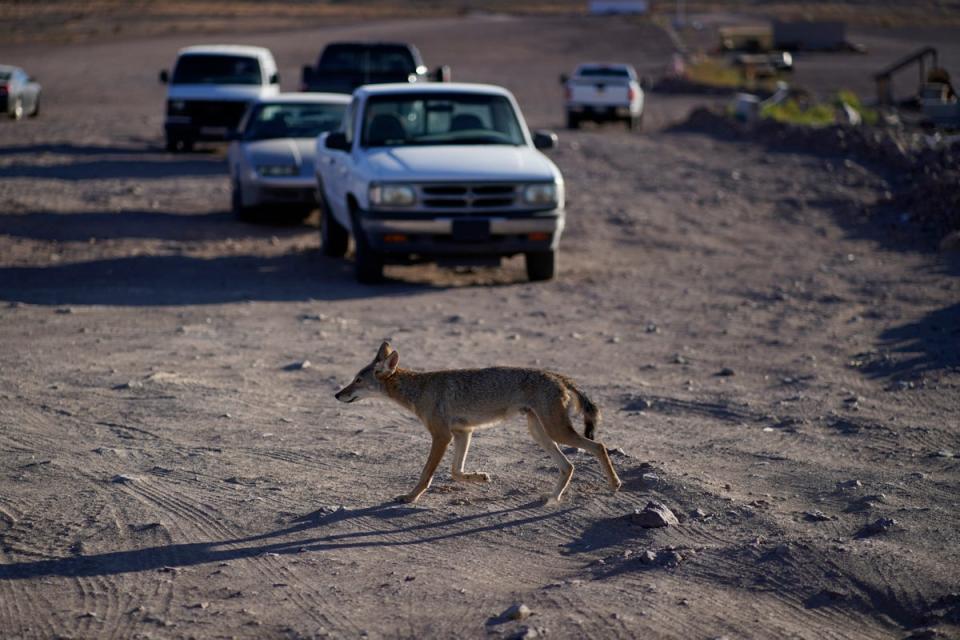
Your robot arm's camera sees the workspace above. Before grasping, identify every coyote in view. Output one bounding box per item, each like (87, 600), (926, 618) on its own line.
(335, 342), (622, 504)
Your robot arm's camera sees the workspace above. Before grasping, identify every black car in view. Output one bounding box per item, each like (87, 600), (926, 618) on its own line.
(0, 65), (41, 120)
(300, 42), (449, 94)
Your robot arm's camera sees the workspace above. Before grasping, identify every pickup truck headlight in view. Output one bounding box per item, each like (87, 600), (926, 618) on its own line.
(370, 184), (416, 207)
(258, 164), (298, 177)
(522, 183), (557, 206)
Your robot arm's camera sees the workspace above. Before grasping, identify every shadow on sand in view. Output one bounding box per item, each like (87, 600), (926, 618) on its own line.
(0, 500), (566, 580)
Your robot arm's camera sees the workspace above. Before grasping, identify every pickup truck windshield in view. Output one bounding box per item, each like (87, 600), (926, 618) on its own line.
(318, 45), (416, 74)
(173, 55), (261, 85)
(243, 102), (347, 140)
(361, 93), (525, 147)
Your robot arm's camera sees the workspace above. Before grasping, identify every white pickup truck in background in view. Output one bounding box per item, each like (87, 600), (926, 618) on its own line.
(562, 63), (645, 130)
(315, 83), (564, 284)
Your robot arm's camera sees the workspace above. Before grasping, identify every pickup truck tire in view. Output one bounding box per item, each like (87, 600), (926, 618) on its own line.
(525, 250), (556, 282)
(628, 113), (643, 132)
(350, 205), (384, 284)
(320, 210), (349, 257)
(566, 111), (580, 130)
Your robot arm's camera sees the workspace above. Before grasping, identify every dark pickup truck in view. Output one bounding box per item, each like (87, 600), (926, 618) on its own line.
(300, 42), (449, 94)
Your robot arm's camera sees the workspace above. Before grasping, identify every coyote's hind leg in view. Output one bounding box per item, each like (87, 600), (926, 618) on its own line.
(526, 412), (574, 503)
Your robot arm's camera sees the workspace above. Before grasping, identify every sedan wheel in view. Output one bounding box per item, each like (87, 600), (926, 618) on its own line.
(10, 98), (23, 120)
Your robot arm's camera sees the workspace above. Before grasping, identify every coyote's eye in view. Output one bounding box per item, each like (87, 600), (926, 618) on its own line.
(354, 377), (362, 384)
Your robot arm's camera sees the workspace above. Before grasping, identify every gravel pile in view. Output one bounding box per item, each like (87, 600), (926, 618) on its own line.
(676, 107), (960, 241)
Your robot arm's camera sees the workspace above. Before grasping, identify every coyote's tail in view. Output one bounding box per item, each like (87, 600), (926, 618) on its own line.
(564, 379), (602, 440)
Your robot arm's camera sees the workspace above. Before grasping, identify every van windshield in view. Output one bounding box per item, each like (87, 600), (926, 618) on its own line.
(361, 93), (525, 148)
(173, 55), (262, 85)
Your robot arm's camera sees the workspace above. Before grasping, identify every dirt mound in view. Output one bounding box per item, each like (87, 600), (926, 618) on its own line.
(676, 107), (960, 240)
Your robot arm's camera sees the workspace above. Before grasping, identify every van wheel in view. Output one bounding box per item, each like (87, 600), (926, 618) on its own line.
(525, 250), (556, 281)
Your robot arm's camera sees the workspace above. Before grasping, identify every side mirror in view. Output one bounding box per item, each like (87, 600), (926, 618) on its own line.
(559, 73), (569, 84)
(533, 130), (558, 150)
(159, 70), (169, 84)
(325, 131), (350, 152)
(269, 72), (280, 85)
(433, 65), (451, 82)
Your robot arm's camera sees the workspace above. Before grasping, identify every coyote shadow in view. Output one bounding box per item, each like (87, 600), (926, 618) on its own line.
(0, 500), (564, 580)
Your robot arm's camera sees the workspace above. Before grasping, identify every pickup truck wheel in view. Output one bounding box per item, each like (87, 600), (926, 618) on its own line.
(354, 239), (384, 284)
(628, 114), (643, 132)
(320, 209), (349, 257)
(566, 111), (580, 130)
(350, 206), (384, 284)
(525, 250), (556, 282)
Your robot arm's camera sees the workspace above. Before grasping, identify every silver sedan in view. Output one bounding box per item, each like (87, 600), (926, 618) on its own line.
(1, 65), (41, 120)
(228, 93), (349, 222)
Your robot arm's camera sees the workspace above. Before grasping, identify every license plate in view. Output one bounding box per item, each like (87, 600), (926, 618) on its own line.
(200, 126), (228, 136)
(452, 219), (491, 242)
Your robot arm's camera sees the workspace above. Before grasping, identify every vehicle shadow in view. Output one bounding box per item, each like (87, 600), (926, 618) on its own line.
(0, 210), (294, 243)
(0, 250), (447, 305)
(0, 156), (225, 180)
(0, 142), (179, 158)
(0, 500), (564, 580)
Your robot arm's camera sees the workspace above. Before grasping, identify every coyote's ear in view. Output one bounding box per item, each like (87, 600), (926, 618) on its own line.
(376, 341), (393, 361)
(375, 349), (399, 377)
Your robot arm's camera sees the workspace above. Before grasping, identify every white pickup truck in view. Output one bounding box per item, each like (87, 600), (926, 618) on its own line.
(562, 63), (644, 130)
(314, 83), (564, 283)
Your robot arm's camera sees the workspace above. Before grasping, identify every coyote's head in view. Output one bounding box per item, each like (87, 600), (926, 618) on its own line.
(335, 341), (400, 403)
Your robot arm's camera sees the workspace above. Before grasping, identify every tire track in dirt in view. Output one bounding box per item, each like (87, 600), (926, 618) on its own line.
(119, 475), (355, 634)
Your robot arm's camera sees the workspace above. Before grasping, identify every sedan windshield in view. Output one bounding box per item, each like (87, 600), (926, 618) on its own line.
(361, 93), (525, 147)
(173, 55), (261, 85)
(243, 102), (347, 140)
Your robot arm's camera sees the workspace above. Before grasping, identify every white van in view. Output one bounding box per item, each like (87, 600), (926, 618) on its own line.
(160, 45), (279, 151)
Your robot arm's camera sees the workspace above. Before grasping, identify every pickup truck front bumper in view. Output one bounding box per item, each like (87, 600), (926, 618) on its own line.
(356, 207), (564, 257)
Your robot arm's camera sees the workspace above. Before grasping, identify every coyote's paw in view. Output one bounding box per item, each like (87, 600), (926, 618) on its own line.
(541, 494), (563, 506)
(452, 471), (491, 484)
(610, 478), (623, 492)
(393, 493), (418, 504)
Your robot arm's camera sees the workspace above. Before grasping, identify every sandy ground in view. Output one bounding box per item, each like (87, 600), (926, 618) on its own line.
(1, 12), (959, 640)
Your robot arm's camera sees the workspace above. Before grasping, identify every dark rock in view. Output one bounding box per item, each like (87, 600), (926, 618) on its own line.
(502, 603), (531, 621)
(856, 517), (896, 538)
(632, 501), (679, 528)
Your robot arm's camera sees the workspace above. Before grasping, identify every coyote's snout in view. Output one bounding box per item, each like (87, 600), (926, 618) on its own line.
(335, 341), (622, 504)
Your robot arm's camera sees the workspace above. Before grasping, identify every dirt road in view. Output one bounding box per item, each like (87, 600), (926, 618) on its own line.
(1, 14), (958, 640)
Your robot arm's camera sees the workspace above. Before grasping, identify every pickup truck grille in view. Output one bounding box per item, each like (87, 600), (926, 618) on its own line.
(418, 184), (517, 211)
(181, 100), (250, 128)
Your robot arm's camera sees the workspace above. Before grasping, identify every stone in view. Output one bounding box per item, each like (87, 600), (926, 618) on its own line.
(632, 501), (679, 528)
(284, 360), (311, 371)
(804, 510), (832, 522)
(502, 603), (531, 621)
(639, 550), (658, 565)
(716, 367), (736, 377)
(857, 517), (896, 538)
(640, 472), (660, 487)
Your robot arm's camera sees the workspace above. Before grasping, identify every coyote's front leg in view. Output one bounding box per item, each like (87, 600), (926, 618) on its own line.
(394, 431), (452, 503)
(450, 430), (491, 484)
